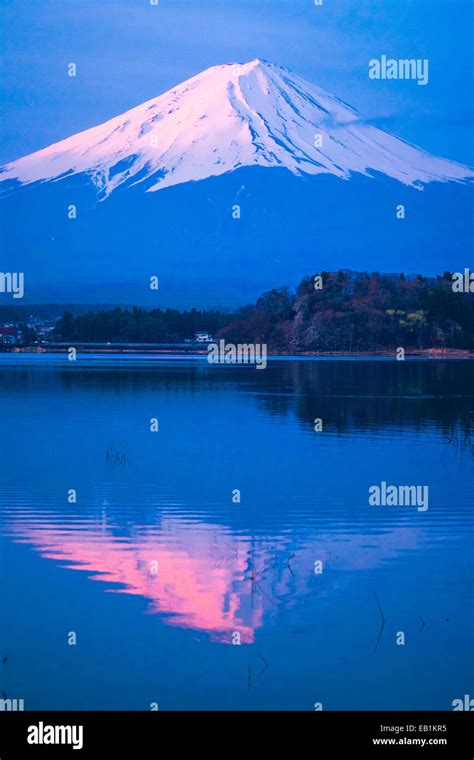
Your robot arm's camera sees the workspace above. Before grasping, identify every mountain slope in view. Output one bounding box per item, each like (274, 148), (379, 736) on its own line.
(1, 60), (473, 307)
(1, 59), (473, 196)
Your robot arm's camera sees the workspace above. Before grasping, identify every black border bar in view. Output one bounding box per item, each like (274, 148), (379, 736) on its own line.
(0, 711), (472, 757)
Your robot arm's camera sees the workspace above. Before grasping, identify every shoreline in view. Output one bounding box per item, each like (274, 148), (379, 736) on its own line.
(4, 346), (474, 359)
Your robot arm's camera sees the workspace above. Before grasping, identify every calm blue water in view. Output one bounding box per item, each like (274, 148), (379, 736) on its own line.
(0, 354), (473, 710)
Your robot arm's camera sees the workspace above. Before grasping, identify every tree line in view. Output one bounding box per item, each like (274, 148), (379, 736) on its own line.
(51, 271), (474, 351)
(53, 306), (231, 343)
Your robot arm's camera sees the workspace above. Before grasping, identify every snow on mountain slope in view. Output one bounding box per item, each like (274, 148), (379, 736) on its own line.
(1, 59), (473, 196)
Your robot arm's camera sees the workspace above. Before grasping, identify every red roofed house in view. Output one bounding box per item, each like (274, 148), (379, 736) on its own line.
(0, 327), (19, 345)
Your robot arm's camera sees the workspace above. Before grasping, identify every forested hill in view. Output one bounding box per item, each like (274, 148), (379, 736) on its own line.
(51, 271), (474, 351)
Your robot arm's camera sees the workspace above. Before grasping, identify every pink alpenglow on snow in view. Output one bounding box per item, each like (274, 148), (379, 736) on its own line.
(1, 59), (473, 197)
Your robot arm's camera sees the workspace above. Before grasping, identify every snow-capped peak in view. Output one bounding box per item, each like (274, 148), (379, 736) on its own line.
(1, 59), (473, 195)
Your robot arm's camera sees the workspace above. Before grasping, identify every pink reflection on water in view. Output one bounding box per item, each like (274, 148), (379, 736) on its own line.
(7, 509), (427, 643)
(9, 516), (268, 643)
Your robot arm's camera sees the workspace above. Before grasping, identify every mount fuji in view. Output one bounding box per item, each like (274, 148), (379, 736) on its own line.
(1, 59), (473, 306)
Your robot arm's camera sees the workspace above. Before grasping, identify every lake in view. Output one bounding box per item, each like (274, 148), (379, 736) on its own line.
(0, 355), (472, 710)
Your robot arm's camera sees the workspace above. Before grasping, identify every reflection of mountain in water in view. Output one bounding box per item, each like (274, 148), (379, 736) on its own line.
(1, 359), (472, 646)
(5, 504), (428, 643)
(1, 356), (472, 709)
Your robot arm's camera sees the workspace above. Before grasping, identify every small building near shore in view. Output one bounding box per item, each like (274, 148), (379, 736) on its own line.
(0, 327), (19, 345)
(195, 331), (214, 343)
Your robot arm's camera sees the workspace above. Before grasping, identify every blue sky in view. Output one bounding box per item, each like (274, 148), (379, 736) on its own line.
(1, 0), (473, 166)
